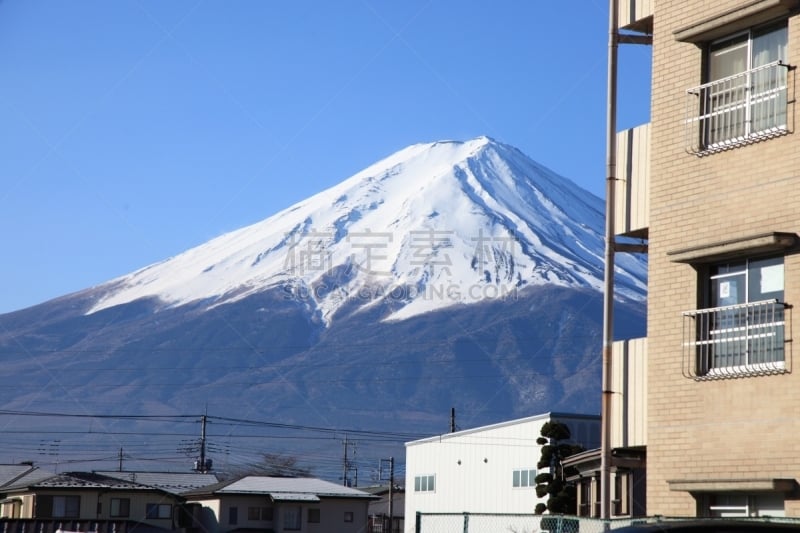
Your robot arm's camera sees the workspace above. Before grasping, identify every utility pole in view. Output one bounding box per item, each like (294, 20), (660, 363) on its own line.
(601, 0), (620, 521)
(380, 457), (395, 533)
(199, 414), (207, 472)
(342, 436), (356, 486)
(602, 0), (650, 521)
(194, 414), (212, 473)
(118, 447), (124, 472)
(449, 408), (456, 433)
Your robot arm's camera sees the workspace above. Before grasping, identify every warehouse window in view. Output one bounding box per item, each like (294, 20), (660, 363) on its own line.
(414, 474), (435, 492)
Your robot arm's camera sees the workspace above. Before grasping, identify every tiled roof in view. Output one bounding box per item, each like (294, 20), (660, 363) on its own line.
(0, 464), (38, 488)
(186, 476), (377, 500)
(95, 471), (220, 495)
(3, 471), (166, 492)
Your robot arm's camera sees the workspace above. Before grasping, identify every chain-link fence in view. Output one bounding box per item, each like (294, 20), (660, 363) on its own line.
(413, 513), (800, 533)
(413, 513), (637, 533)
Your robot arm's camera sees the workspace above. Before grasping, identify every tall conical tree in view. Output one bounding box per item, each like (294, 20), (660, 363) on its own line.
(534, 421), (584, 515)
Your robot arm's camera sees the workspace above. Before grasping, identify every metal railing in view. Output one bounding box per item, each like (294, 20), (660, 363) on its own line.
(685, 60), (789, 154)
(414, 513), (800, 533)
(682, 299), (788, 379)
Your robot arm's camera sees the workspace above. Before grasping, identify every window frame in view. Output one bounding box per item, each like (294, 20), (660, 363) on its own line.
(36, 495), (81, 519)
(414, 474), (435, 493)
(110, 497), (130, 518)
(512, 468), (537, 488)
(145, 503), (172, 520)
(686, 254), (787, 378)
(282, 506), (301, 531)
(686, 18), (789, 153)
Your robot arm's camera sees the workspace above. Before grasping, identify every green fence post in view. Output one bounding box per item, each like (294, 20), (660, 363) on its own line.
(415, 511), (421, 533)
(463, 512), (469, 533)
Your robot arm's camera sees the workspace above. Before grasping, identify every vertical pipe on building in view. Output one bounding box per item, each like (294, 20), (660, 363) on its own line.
(601, 0), (619, 522)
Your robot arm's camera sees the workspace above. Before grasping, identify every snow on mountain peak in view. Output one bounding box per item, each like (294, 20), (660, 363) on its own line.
(87, 137), (646, 322)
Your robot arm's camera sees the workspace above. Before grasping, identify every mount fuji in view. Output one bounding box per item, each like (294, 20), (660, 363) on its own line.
(88, 136), (644, 321)
(0, 137), (646, 475)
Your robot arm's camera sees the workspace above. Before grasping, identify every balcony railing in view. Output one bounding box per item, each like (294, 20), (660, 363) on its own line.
(682, 299), (789, 380)
(684, 61), (789, 155)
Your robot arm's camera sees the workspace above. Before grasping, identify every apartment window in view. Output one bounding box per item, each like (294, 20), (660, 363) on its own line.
(308, 508), (320, 523)
(414, 474), (435, 492)
(702, 493), (785, 517)
(684, 255), (785, 377)
(146, 503), (172, 520)
(110, 498), (130, 518)
(687, 21), (788, 152)
(344, 511), (354, 522)
(36, 495), (80, 519)
(512, 468), (536, 488)
(228, 506), (238, 525)
(283, 506), (301, 531)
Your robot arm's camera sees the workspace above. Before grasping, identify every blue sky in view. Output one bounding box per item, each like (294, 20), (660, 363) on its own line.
(0, 1), (651, 314)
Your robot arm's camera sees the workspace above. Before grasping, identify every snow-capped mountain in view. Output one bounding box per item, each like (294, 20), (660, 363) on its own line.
(89, 137), (645, 322)
(0, 137), (647, 473)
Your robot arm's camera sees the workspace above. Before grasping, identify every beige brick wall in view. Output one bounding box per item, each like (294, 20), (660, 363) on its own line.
(647, 0), (800, 517)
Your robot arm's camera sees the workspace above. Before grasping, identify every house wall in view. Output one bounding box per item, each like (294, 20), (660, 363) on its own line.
(186, 495), (370, 533)
(2, 489), (179, 529)
(404, 413), (599, 524)
(647, 0), (800, 517)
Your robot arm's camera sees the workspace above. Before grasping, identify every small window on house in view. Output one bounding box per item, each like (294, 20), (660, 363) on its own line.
(247, 507), (260, 521)
(414, 474), (435, 492)
(578, 480), (591, 517)
(261, 507), (273, 521)
(308, 508), (320, 523)
(36, 495), (81, 519)
(283, 506), (301, 531)
(344, 511), (354, 522)
(512, 468), (536, 488)
(146, 503), (172, 520)
(613, 473), (629, 516)
(110, 498), (130, 518)
(228, 506), (238, 525)
(687, 20), (789, 152)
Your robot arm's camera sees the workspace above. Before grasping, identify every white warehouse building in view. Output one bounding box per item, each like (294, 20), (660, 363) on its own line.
(404, 412), (600, 526)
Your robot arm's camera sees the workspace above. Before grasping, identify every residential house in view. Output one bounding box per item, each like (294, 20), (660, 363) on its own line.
(0, 470), (187, 533)
(605, 0), (800, 519)
(403, 412), (600, 523)
(182, 475), (377, 533)
(364, 485), (404, 533)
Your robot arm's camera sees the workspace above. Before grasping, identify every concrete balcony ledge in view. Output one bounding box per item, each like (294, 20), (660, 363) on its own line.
(668, 478), (798, 493)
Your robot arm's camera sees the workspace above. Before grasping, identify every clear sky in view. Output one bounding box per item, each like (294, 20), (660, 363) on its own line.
(0, 1), (651, 314)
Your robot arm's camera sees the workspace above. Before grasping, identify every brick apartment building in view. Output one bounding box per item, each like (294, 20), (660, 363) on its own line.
(608, 0), (800, 519)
